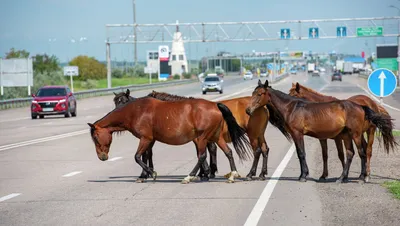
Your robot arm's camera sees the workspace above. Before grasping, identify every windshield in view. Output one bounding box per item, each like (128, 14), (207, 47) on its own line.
(36, 88), (66, 97)
(204, 77), (220, 82)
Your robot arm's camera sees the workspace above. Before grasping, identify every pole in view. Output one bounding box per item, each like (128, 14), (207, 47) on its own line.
(106, 42), (112, 88)
(27, 58), (31, 96)
(273, 53), (276, 82)
(0, 58), (3, 96)
(133, 0), (137, 66)
(70, 74), (74, 93)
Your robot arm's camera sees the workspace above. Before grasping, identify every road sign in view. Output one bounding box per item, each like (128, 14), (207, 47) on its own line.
(336, 26), (347, 37)
(280, 28), (290, 39)
(367, 68), (397, 98)
(144, 67), (153, 74)
(376, 58), (398, 71)
(357, 27), (383, 37)
(309, 27), (319, 38)
(63, 66), (79, 76)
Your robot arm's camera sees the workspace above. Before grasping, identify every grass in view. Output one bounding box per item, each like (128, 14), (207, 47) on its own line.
(73, 77), (162, 91)
(383, 180), (400, 199)
(375, 130), (400, 137)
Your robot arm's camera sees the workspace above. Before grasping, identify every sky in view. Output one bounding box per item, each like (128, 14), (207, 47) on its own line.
(1, 0), (399, 63)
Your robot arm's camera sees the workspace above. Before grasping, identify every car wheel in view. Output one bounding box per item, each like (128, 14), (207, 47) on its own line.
(39, 115), (44, 119)
(202, 91), (206, 95)
(219, 90), (223, 94)
(64, 106), (70, 118)
(71, 105), (77, 117)
(31, 114), (37, 119)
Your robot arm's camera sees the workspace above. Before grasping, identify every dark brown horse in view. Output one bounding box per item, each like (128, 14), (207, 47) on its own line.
(288, 82), (392, 182)
(246, 80), (397, 183)
(89, 96), (253, 183)
(114, 90), (291, 181)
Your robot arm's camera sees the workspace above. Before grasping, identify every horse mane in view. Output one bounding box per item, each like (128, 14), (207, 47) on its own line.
(146, 90), (195, 101)
(291, 83), (338, 101)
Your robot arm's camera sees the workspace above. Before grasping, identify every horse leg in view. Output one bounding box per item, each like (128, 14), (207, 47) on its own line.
(354, 133), (367, 184)
(148, 141), (155, 172)
(364, 126), (376, 183)
(217, 137), (241, 183)
(137, 151), (149, 183)
(258, 137), (270, 180)
(181, 140), (209, 184)
(334, 138), (345, 170)
(319, 139), (328, 181)
(134, 138), (157, 182)
(336, 134), (354, 183)
(293, 132), (309, 182)
(245, 137), (262, 181)
(208, 142), (218, 179)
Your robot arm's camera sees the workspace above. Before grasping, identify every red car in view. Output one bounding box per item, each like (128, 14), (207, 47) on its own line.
(31, 85), (77, 119)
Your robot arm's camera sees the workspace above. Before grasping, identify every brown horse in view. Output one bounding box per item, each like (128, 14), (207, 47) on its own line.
(88, 96), (253, 184)
(114, 90), (291, 181)
(113, 90), (219, 180)
(288, 82), (392, 182)
(246, 80), (397, 183)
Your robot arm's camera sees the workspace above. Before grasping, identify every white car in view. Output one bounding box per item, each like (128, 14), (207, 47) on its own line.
(244, 71), (254, 80)
(260, 72), (268, 77)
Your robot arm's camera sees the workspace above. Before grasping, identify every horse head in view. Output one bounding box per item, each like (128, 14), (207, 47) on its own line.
(246, 79), (272, 116)
(88, 123), (113, 161)
(113, 89), (132, 108)
(288, 82), (304, 98)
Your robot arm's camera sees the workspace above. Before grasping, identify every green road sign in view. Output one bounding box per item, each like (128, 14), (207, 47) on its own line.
(357, 27), (383, 37)
(376, 58), (398, 71)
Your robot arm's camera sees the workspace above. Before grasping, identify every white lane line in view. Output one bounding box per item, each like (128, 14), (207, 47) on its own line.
(0, 193), (21, 202)
(0, 117), (30, 123)
(0, 130), (88, 152)
(108, 157), (123, 161)
(62, 171), (82, 177)
(244, 144), (296, 226)
(356, 84), (400, 112)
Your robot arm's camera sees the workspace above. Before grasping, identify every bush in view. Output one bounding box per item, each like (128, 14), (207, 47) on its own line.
(182, 72), (191, 79)
(80, 79), (98, 90)
(173, 74), (180, 80)
(112, 69), (124, 78)
(69, 55), (107, 80)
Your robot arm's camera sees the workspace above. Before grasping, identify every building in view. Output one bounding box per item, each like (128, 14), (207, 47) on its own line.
(169, 22), (188, 76)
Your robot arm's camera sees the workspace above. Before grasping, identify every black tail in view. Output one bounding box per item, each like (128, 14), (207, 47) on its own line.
(266, 103), (292, 142)
(217, 103), (253, 161)
(361, 105), (399, 153)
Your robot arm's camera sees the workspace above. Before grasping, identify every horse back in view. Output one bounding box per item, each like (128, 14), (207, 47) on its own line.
(347, 95), (380, 112)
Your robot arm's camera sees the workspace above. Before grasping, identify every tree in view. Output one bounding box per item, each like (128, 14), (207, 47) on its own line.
(69, 55), (107, 80)
(5, 48), (30, 59)
(32, 54), (60, 74)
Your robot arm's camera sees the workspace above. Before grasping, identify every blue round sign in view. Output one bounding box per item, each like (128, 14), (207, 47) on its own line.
(367, 68), (398, 98)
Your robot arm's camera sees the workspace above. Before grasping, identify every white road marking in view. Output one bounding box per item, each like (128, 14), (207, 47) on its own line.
(0, 117), (30, 123)
(356, 84), (400, 112)
(244, 144), (296, 226)
(212, 87), (254, 102)
(108, 157), (123, 161)
(0, 130), (88, 152)
(0, 193), (21, 202)
(62, 171), (82, 177)
(43, 122), (53, 125)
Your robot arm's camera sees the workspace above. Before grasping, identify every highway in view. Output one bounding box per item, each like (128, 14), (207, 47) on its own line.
(0, 72), (399, 226)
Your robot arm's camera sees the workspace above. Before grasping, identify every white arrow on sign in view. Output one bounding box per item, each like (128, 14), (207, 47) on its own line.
(378, 71), (386, 97)
(311, 28), (316, 38)
(340, 27), (343, 37)
(283, 30), (288, 39)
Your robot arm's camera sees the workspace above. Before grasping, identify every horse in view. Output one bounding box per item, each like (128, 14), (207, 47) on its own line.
(89, 96), (253, 184)
(246, 80), (397, 183)
(288, 82), (392, 182)
(114, 90), (291, 181)
(113, 90), (219, 180)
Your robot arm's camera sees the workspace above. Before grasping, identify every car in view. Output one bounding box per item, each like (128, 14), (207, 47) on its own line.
(202, 76), (223, 94)
(331, 72), (342, 81)
(244, 71), (254, 80)
(290, 68), (297, 74)
(31, 85), (77, 119)
(260, 72), (268, 77)
(312, 70), (320, 77)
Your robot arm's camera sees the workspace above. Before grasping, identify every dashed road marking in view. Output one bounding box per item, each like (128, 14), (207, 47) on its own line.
(108, 157), (123, 161)
(0, 193), (21, 202)
(62, 171), (82, 177)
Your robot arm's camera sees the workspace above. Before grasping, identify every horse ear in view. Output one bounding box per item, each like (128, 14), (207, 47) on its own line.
(258, 79), (262, 86)
(113, 92), (117, 96)
(264, 80), (269, 88)
(126, 89), (130, 96)
(295, 82), (300, 92)
(87, 123), (95, 128)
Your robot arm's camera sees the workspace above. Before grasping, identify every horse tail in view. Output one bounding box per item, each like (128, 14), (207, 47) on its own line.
(361, 105), (399, 153)
(377, 104), (390, 117)
(217, 103), (252, 161)
(266, 103), (293, 142)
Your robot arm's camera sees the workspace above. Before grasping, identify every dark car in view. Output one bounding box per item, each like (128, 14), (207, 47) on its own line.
(31, 86), (77, 119)
(331, 72), (342, 81)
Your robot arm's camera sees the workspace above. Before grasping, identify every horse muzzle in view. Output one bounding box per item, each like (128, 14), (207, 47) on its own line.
(98, 153), (109, 161)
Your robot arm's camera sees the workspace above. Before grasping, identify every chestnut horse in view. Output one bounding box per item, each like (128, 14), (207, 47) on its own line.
(246, 80), (397, 183)
(288, 82), (392, 182)
(88, 96), (253, 184)
(114, 90), (292, 181)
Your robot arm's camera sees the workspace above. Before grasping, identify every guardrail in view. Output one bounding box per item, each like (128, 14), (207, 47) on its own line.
(0, 79), (197, 110)
(271, 73), (289, 84)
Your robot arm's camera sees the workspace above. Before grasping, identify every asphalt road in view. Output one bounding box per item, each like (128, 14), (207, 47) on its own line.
(0, 72), (399, 226)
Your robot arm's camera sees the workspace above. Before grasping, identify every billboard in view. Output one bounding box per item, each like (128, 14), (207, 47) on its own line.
(376, 45), (398, 71)
(158, 45), (170, 80)
(0, 58), (33, 87)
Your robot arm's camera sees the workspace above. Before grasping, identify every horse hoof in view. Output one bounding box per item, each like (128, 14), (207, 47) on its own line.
(245, 177), (253, 181)
(365, 176), (370, 183)
(258, 176), (266, 181)
(226, 180), (235, 183)
(152, 171), (158, 180)
(299, 177), (307, 182)
(136, 178), (145, 183)
(336, 179), (342, 184)
(200, 176), (209, 182)
(224, 172), (231, 178)
(210, 174), (216, 179)
(181, 180), (190, 184)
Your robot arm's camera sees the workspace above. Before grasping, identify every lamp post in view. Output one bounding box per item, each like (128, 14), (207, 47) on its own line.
(132, 0), (137, 66)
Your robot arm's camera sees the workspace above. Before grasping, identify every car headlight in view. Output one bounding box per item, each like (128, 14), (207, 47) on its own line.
(32, 100), (37, 104)
(58, 99), (66, 103)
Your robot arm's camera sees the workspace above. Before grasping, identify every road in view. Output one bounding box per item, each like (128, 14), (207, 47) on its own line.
(0, 72), (399, 226)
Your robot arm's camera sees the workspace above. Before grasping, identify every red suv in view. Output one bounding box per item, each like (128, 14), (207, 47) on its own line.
(31, 86), (77, 119)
